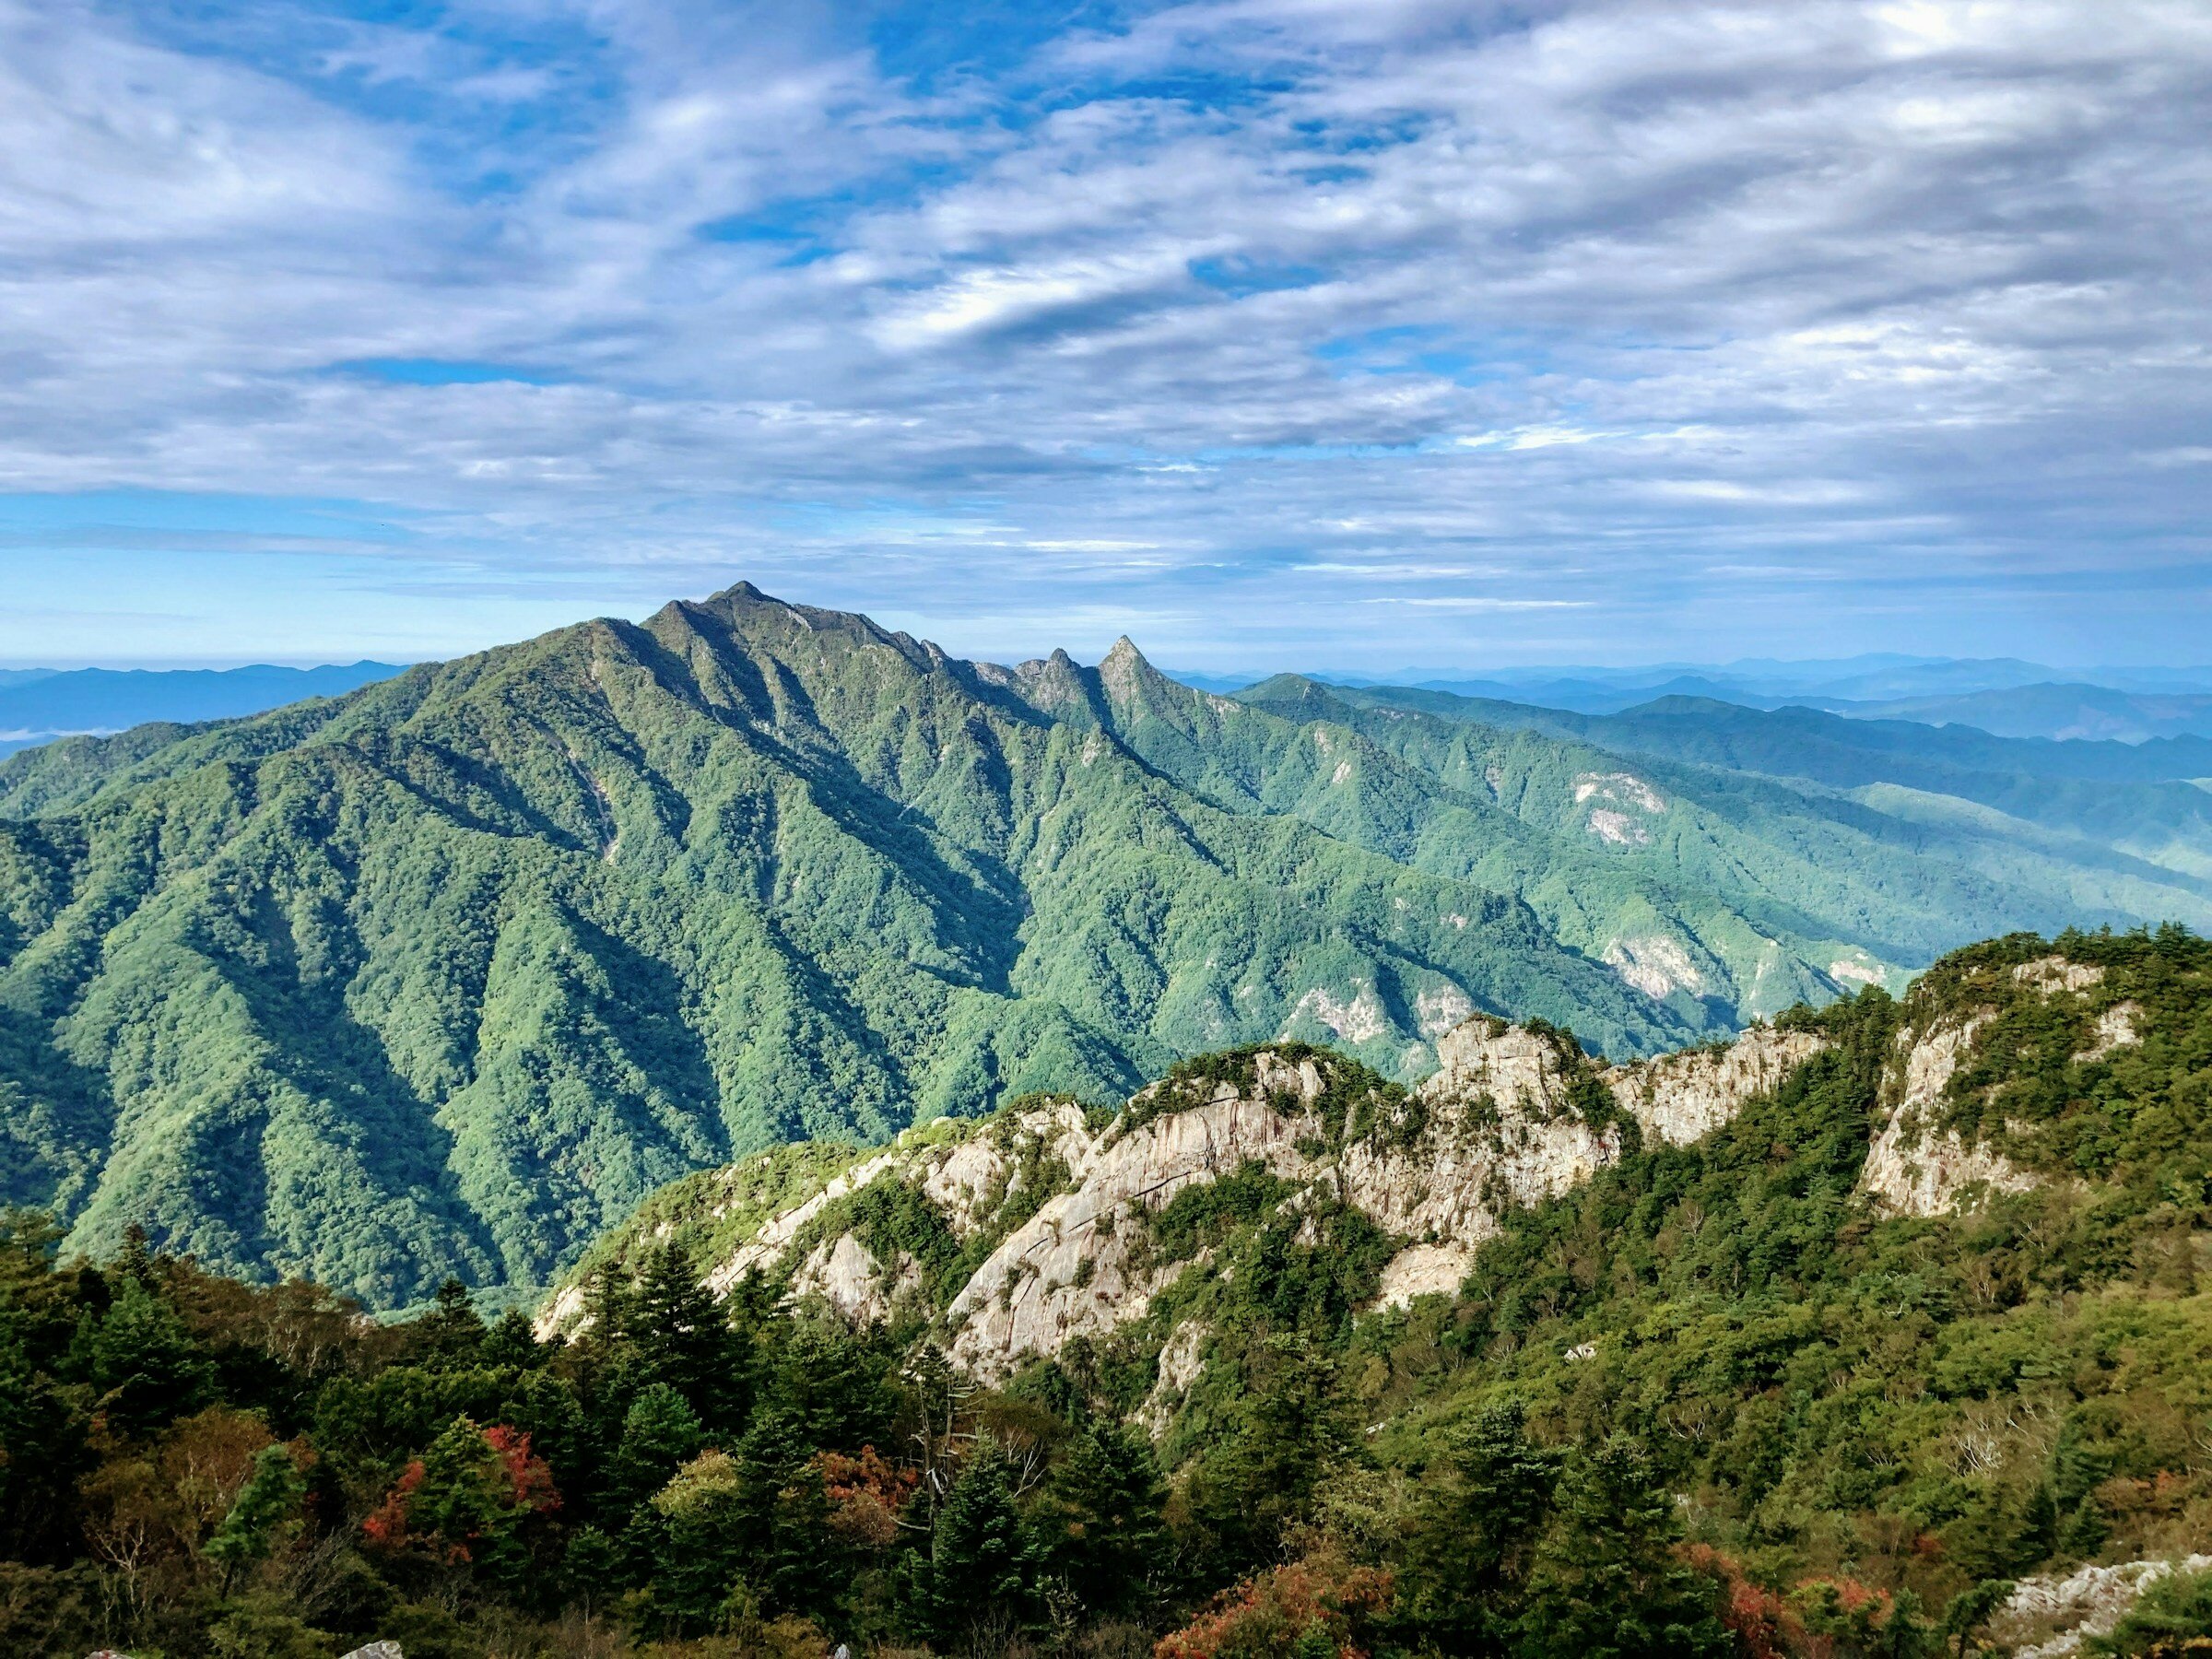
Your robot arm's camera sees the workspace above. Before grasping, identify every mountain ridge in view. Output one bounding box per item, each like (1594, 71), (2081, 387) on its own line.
(2, 582), (2207, 1310)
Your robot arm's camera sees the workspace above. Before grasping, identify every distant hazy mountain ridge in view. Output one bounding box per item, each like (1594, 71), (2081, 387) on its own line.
(0, 661), (406, 758)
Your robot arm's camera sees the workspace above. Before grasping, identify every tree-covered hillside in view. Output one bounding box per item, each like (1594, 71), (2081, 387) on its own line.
(5, 928), (2211, 1659)
(1, 585), (2206, 1310)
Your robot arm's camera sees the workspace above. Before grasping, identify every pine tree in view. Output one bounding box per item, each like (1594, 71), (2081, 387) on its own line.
(1400, 1400), (1564, 1655)
(1516, 1436), (1730, 1659)
(205, 1443), (307, 1588)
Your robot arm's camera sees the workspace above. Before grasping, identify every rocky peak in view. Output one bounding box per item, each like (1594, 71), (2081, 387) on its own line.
(553, 1017), (1832, 1383)
(1006, 646), (1109, 726)
(1097, 636), (1150, 702)
(1854, 948), (2110, 1217)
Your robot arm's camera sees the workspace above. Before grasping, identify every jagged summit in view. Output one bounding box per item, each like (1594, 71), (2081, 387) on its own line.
(2, 581), (2203, 1309)
(546, 1009), (1826, 1367)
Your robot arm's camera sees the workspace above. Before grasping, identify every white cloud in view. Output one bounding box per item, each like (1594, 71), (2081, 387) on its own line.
(0, 0), (2206, 665)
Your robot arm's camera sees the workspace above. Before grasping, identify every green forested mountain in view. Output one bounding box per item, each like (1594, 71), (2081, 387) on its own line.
(0, 584), (2206, 1310)
(6, 928), (2212, 1659)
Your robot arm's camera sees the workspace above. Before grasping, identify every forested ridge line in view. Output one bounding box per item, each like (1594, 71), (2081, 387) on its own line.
(4, 926), (2211, 1657)
(5, 585), (2207, 1314)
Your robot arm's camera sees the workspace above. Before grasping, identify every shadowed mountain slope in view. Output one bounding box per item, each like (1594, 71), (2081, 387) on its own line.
(0, 588), (1687, 1306)
(2, 587), (2205, 1310)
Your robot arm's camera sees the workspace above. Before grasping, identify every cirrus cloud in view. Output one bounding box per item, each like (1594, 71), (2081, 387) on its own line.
(0, 0), (2206, 668)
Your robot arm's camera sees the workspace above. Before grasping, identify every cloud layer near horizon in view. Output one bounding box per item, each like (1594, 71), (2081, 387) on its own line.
(1, 0), (2207, 667)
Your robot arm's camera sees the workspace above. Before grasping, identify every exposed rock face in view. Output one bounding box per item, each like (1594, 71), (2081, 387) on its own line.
(947, 1064), (1325, 1376)
(1603, 935), (1706, 999)
(2015, 955), (2105, 995)
(1601, 1027), (1826, 1145)
(1141, 1320), (1211, 1433)
(1993, 1555), (2212, 1659)
(1858, 951), (2117, 1218)
(1575, 771), (1665, 845)
(790, 1233), (922, 1324)
(1341, 1018), (1827, 1311)
(1859, 1012), (2034, 1216)
(553, 1018), (1830, 1373)
(2079, 1001), (2142, 1062)
(704, 1149), (906, 1298)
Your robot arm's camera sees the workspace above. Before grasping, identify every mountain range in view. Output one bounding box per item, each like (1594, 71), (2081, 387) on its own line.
(0, 661), (407, 758)
(1175, 660), (2212, 742)
(1, 583), (2207, 1309)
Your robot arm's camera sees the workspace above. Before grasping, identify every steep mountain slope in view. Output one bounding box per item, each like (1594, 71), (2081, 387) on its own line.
(3, 586), (2205, 1313)
(571, 924), (2199, 1389)
(549, 1012), (1823, 1376)
(0, 587), (1692, 1307)
(565, 927), (2212, 1640)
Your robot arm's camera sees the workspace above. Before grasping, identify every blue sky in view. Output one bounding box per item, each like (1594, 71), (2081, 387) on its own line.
(0, 0), (2206, 671)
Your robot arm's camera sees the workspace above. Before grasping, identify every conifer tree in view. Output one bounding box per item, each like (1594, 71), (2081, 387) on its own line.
(206, 1443), (307, 1589)
(632, 1243), (739, 1430)
(480, 1307), (543, 1371)
(84, 1275), (213, 1439)
(904, 1439), (1040, 1646)
(1516, 1436), (1729, 1659)
(1399, 1400), (1563, 1655)
(608, 1382), (704, 1514)
(417, 1277), (487, 1369)
(1031, 1421), (1165, 1615)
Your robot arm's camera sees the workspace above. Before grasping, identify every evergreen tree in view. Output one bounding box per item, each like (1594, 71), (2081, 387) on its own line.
(416, 1277), (486, 1369)
(113, 1222), (156, 1287)
(83, 1275), (214, 1438)
(480, 1307), (543, 1371)
(904, 1439), (1040, 1647)
(2059, 1499), (2110, 1561)
(632, 1243), (740, 1430)
(205, 1443), (308, 1589)
(1399, 1401), (1564, 1656)
(562, 1525), (621, 1615)
(1183, 1333), (1353, 1573)
(607, 1382), (704, 1514)
(1031, 1421), (1165, 1616)
(724, 1409), (847, 1619)
(766, 1314), (894, 1454)
(1516, 1436), (1730, 1659)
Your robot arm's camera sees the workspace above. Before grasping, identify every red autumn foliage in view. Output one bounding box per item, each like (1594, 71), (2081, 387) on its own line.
(359, 1424), (559, 1560)
(1155, 1553), (1394, 1659)
(360, 1460), (426, 1552)
(815, 1445), (918, 1547)
(485, 1426), (560, 1515)
(1680, 1546), (1920, 1659)
(1682, 1544), (1806, 1659)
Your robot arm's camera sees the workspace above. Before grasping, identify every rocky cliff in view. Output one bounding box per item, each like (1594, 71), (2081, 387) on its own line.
(546, 1014), (1824, 1379)
(1859, 952), (2141, 1217)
